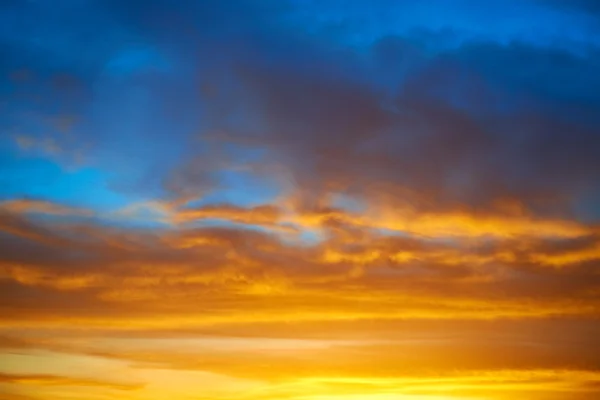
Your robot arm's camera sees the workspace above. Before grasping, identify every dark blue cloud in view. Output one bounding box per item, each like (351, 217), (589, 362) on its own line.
(1, 0), (600, 219)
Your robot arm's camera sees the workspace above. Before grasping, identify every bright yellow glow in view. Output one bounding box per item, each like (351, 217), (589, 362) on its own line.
(1, 198), (599, 400)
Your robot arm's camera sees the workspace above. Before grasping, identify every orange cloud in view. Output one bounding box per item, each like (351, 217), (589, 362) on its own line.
(0, 373), (142, 390)
(0, 199), (92, 217)
(0, 199), (599, 400)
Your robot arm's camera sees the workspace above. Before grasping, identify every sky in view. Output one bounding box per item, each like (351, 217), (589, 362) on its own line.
(1, 0), (600, 399)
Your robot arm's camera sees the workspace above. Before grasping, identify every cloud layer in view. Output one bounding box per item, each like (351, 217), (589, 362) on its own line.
(1, 1), (600, 399)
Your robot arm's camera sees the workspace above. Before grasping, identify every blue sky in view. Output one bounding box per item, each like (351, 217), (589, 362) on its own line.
(2, 0), (600, 221)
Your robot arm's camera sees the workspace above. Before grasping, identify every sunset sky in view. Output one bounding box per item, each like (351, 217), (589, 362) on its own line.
(1, 1), (600, 399)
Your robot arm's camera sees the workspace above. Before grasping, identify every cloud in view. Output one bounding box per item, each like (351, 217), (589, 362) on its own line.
(5, 0), (600, 212)
(2, 1), (600, 399)
(1, 324), (599, 399)
(0, 373), (142, 391)
(0, 199), (93, 217)
(201, 37), (600, 218)
(0, 200), (598, 331)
